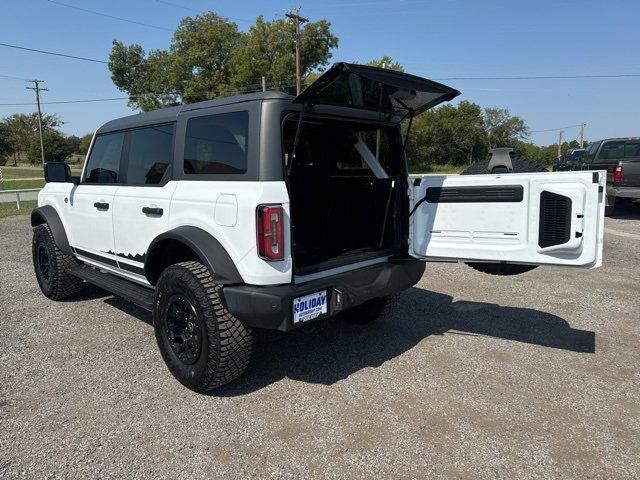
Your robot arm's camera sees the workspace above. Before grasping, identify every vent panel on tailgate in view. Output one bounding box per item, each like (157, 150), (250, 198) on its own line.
(538, 191), (572, 248)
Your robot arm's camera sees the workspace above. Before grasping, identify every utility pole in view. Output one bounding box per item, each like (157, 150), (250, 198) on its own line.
(261, 76), (267, 92)
(26, 79), (48, 165)
(557, 130), (564, 159)
(285, 8), (308, 95)
(580, 123), (586, 148)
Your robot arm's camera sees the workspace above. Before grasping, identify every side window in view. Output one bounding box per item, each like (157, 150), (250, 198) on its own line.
(586, 141), (600, 161)
(624, 141), (640, 157)
(84, 132), (125, 183)
(184, 111), (248, 174)
(126, 124), (174, 185)
(598, 141), (625, 162)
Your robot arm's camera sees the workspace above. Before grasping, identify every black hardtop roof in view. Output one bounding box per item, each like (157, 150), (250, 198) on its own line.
(596, 137), (640, 142)
(96, 91), (293, 134)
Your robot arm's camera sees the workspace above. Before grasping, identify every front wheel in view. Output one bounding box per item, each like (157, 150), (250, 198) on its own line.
(32, 223), (83, 300)
(153, 261), (253, 392)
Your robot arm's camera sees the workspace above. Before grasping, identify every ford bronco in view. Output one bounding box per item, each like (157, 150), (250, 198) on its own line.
(32, 63), (606, 392)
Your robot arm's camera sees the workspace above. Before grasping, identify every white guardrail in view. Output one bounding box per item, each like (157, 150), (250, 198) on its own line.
(0, 188), (40, 209)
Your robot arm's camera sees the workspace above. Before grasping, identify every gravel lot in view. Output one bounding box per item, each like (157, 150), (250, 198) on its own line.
(1, 208), (639, 479)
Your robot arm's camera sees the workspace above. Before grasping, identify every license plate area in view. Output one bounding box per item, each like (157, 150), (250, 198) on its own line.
(292, 290), (328, 324)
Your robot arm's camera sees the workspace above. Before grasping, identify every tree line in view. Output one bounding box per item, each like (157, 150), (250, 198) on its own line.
(0, 12), (586, 170)
(0, 113), (91, 166)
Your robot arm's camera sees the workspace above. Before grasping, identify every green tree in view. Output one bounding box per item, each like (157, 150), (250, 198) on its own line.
(66, 135), (81, 154)
(230, 16), (337, 92)
(407, 101), (488, 170)
(78, 133), (93, 155)
(365, 55), (404, 72)
(0, 122), (14, 165)
(109, 13), (338, 111)
(483, 107), (529, 148)
(26, 129), (73, 164)
(2, 113), (63, 164)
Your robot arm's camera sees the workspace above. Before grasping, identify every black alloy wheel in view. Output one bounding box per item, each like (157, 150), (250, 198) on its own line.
(164, 294), (202, 365)
(36, 244), (52, 289)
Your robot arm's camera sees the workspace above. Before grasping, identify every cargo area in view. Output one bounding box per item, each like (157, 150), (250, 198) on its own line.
(283, 115), (405, 275)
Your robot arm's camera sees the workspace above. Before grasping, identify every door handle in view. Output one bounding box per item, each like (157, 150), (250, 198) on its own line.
(142, 206), (163, 216)
(94, 202), (109, 211)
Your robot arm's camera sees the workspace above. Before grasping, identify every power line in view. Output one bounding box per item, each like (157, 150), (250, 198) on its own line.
(0, 73), (33, 82)
(154, 0), (253, 23)
(0, 42), (108, 64)
(530, 124), (583, 133)
(0, 82), (299, 106)
(434, 73), (640, 80)
(46, 0), (172, 31)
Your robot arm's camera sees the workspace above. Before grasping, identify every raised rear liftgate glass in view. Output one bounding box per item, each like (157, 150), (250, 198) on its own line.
(293, 62), (461, 119)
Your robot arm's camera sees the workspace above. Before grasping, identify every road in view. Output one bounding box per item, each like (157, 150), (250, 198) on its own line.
(1, 208), (639, 479)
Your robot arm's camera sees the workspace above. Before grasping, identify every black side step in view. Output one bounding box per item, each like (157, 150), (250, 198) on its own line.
(70, 265), (154, 311)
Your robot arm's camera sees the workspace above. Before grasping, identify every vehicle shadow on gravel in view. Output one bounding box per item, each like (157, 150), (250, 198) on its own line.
(213, 287), (595, 396)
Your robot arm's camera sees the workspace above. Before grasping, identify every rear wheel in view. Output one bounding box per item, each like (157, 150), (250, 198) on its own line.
(154, 261), (253, 392)
(605, 196), (615, 217)
(460, 156), (546, 276)
(32, 223), (83, 300)
(340, 295), (397, 325)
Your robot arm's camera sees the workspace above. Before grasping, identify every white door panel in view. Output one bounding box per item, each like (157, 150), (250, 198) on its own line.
(66, 185), (118, 256)
(112, 182), (177, 274)
(410, 171), (605, 268)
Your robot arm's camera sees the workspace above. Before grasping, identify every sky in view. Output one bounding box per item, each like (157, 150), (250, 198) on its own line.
(0, 0), (638, 146)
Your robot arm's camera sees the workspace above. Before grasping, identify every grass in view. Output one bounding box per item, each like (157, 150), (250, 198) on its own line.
(0, 166), (82, 181)
(0, 179), (46, 190)
(0, 200), (38, 219)
(0, 166), (45, 179)
(409, 163), (466, 174)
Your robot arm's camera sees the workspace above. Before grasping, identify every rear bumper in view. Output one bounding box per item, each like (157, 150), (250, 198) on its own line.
(222, 260), (425, 331)
(608, 186), (640, 199)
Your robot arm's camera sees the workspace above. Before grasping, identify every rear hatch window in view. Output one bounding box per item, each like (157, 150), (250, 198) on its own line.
(293, 62), (460, 119)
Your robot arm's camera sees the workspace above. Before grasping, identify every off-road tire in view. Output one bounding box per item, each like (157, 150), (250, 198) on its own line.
(32, 223), (83, 300)
(340, 295), (398, 325)
(153, 261), (253, 392)
(461, 157), (548, 175)
(460, 156), (546, 276)
(604, 195), (615, 217)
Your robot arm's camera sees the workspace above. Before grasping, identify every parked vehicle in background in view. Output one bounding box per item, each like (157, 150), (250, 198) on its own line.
(581, 138), (640, 215)
(554, 149), (586, 171)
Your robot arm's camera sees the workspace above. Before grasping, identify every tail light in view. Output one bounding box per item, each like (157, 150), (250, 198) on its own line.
(613, 165), (623, 183)
(256, 204), (284, 261)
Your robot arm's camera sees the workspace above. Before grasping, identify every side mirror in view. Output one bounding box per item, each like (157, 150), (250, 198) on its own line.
(44, 162), (72, 183)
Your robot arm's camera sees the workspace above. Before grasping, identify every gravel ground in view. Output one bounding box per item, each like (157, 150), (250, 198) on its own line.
(1, 207), (639, 479)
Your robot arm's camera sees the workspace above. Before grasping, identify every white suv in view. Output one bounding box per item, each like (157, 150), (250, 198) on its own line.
(32, 63), (606, 392)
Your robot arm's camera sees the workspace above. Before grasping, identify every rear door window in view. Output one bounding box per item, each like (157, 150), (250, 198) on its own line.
(125, 124), (174, 185)
(624, 141), (640, 157)
(184, 111), (248, 174)
(598, 141), (625, 162)
(84, 132), (125, 183)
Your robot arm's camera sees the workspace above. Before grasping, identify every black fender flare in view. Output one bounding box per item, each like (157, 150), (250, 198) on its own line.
(145, 226), (243, 285)
(31, 205), (72, 256)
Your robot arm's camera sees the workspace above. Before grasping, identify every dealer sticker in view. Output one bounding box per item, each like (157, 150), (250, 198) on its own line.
(292, 290), (328, 324)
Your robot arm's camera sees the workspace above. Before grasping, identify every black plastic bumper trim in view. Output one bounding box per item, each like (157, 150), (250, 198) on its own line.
(222, 260), (426, 331)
